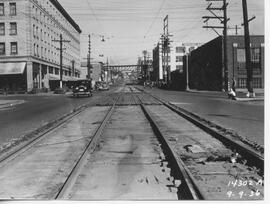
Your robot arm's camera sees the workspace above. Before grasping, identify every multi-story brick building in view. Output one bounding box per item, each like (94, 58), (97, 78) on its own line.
(0, 0), (81, 93)
(188, 35), (264, 91)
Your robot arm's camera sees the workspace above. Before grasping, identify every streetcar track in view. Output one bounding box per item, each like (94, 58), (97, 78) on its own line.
(0, 85), (264, 200)
(0, 106), (85, 166)
(55, 94), (120, 199)
(54, 88), (199, 199)
(135, 94), (203, 199)
(135, 87), (264, 175)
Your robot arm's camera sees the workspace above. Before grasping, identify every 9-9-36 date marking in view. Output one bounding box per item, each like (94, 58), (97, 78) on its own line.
(227, 179), (263, 199)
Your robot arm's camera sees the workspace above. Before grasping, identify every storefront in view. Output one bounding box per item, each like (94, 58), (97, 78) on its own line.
(0, 62), (27, 93)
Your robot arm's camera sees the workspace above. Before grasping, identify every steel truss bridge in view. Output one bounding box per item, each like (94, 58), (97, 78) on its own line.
(107, 65), (141, 73)
(107, 64), (152, 78)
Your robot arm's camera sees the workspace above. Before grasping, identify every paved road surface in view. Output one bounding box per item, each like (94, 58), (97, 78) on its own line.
(143, 87), (264, 146)
(0, 88), (117, 146)
(0, 85), (264, 150)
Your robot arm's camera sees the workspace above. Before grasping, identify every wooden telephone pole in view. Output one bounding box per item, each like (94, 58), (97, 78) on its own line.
(203, 0), (229, 91)
(162, 15), (173, 85)
(87, 34), (91, 80)
(53, 34), (70, 89)
(242, 0), (254, 97)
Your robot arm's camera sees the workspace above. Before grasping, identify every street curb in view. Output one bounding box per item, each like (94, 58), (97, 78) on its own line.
(236, 97), (264, 101)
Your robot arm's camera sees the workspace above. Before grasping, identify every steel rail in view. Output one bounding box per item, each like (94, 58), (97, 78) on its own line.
(0, 105), (87, 167)
(55, 94), (120, 199)
(136, 87), (264, 175)
(135, 95), (205, 200)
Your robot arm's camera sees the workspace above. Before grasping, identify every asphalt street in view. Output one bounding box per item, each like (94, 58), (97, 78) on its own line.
(0, 89), (115, 146)
(144, 87), (264, 146)
(0, 85), (264, 150)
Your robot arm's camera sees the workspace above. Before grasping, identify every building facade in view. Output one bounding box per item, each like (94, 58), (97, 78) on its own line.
(0, 0), (81, 93)
(171, 42), (201, 73)
(152, 41), (201, 84)
(80, 61), (103, 85)
(188, 35), (264, 91)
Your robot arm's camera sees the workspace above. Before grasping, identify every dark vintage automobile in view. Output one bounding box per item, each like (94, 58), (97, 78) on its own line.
(73, 79), (93, 98)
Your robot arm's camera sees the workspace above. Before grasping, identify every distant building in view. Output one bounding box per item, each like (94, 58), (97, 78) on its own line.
(188, 35), (264, 91)
(152, 42), (163, 81)
(80, 61), (103, 83)
(0, 0), (81, 93)
(171, 43), (201, 73)
(152, 41), (201, 83)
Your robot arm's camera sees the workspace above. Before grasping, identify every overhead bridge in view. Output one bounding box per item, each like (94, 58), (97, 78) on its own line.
(107, 65), (142, 73)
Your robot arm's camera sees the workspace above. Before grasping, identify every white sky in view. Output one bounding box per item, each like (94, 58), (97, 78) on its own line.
(58, 0), (265, 65)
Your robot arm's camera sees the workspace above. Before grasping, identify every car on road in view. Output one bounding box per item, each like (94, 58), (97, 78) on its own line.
(98, 83), (110, 91)
(73, 79), (93, 97)
(144, 81), (153, 88)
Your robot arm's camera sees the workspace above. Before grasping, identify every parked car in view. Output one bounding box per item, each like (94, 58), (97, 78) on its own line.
(73, 79), (93, 97)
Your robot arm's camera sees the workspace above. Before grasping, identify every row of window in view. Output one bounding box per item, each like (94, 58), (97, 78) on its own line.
(176, 56), (183, 62)
(176, 47), (185, 53)
(31, 2), (80, 46)
(237, 48), (261, 63)
(161, 55), (184, 63)
(0, 22), (17, 35)
(0, 42), (17, 55)
(33, 43), (74, 67)
(0, 2), (16, 16)
(48, 67), (78, 77)
(237, 78), (262, 88)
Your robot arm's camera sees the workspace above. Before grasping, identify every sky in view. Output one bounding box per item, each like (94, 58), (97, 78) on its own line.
(58, 0), (265, 65)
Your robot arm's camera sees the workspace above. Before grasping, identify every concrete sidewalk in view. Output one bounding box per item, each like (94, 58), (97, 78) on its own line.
(186, 89), (264, 101)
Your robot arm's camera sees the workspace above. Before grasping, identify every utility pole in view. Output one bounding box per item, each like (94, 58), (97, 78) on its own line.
(87, 34), (91, 80)
(228, 25), (241, 35)
(186, 52), (190, 91)
(106, 57), (109, 83)
(53, 34), (70, 89)
(235, 25), (240, 35)
(203, 0), (229, 91)
(162, 15), (172, 86)
(242, 0), (254, 97)
(143, 50), (147, 81)
(147, 53), (150, 81)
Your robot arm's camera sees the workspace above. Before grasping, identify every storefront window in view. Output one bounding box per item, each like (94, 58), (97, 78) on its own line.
(253, 78), (262, 88)
(237, 78), (246, 88)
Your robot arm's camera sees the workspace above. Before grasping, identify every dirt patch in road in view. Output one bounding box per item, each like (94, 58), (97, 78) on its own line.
(147, 105), (264, 200)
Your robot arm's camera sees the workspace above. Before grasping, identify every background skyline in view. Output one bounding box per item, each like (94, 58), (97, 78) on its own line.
(58, 0), (265, 65)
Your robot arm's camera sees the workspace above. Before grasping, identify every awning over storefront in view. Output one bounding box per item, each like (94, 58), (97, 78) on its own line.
(48, 74), (60, 81)
(49, 74), (80, 82)
(0, 62), (26, 75)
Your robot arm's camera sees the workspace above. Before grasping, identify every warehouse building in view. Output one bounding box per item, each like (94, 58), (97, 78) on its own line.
(188, 35), (264, 91)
